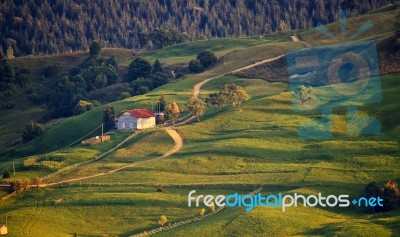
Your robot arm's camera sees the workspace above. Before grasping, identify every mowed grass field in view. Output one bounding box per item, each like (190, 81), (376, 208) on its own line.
(1, 72), (398, 236)
(0, 6), (399, 236)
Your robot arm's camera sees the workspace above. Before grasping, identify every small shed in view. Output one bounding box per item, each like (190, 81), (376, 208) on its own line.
(117, 109), (156, 130)
(0, 225), (7, 235)
(154, 112), (165, 124)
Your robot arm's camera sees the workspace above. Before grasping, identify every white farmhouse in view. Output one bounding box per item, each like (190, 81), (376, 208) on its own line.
(116, 109), (156, 130)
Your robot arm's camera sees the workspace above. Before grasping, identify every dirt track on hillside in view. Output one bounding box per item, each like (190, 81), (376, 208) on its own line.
(193, 54), (285, 98)
(42, 128), (182, 187)
(41, 53), (286, 186)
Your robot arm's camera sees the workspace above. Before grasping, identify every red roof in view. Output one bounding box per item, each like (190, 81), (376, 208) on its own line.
(125, 109), (155, 118)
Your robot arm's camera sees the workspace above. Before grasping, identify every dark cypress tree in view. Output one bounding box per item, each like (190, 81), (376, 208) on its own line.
(103, 105), (116, 130)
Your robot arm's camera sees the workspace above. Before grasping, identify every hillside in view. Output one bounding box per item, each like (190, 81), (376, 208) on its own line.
(0, 48), (137, 150)
(235, 6), (400, 80)
(0, 0), (394, 56)
(0, 4), (399, 236)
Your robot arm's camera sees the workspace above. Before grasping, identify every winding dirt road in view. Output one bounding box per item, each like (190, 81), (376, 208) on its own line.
(38, 52), (288, 187)
(42, 128), (182, 187)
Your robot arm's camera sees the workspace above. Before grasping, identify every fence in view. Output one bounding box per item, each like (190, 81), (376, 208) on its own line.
(130, 187), (263, 237)
(1, 191), (16, 201)
(41, 132), (138, 181)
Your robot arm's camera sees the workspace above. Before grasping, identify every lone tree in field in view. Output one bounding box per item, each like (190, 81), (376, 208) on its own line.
(189, 50), (217, 73)
(197, 50), (217, 68)
(363, 180), (400, 213)
(103, 105), (116, 130)
(383, 180), (399, 211)
(89, 41), (101, 57)
(210, 203), (216, 212)
(295, 85), (316, 105)
(206, 83), (249, 111)
(231, 87), (249, 111)
(158, 215), (168, 227)
(187, 96), (206, 121)
(205, 93), (226, 110)
(364, 181), (384, 213)
(22, 121), (45, 143)
(200, 208), (206, 218)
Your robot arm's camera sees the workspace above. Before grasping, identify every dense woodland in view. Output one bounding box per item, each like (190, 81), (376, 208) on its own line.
(0, 0), (394, 56)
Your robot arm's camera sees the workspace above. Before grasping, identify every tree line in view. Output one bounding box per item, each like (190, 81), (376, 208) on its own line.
(0, 0), (393, 56)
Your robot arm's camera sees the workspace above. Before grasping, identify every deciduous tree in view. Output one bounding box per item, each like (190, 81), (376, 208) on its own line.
(383, 180), (399, 211)
(295, 85), (316, 105)
(22, 121), (45, 143)
(205, 93), (226, 110)
(231, 88), (249, 111)
(200, 208), (206, 218)
(364, 182), (384, 213)
(165, 104), (179, 125)
(74, 100), (94, 115)
(187, 96), (206, 121)
(118, 92), (131, 100)
(158, 215), (168, 227)
(197, 50), (217, 68)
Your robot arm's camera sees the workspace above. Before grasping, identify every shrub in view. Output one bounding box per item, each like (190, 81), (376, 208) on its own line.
(22, 121), (45, 143)
(158, 215), (168, 227)
(189, 59), (203, 73)
(2, 171), (10, 179)
(364, 180), (400, 213)
(197, 50), (217, 68)
(383, 180), (399, 211)
(118, 92), (131, 100)
(74, 100), (94, 115)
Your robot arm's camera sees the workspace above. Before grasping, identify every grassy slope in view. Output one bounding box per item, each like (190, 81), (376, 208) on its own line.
(5, 4), (397, 156)
(0, 6), (399, 237)
(5, 40), (301, 159)
(300, 5), (398, 46)
(0, 48), (136, 150)
(142, 37), (264, 64)
(1, 72), (398, 236)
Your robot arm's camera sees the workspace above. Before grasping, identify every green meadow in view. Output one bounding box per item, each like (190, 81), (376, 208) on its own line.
(0, 6), (399, 236)
(1, 71), (398, 236)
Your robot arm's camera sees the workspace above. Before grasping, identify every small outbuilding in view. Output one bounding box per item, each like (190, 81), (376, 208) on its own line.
(0, 225), (8, 235)
(154, 112), (165, 124)
(117, 109), (156, 130)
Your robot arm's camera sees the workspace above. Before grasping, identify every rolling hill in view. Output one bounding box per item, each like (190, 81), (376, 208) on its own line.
(0, 4), (399, 237)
